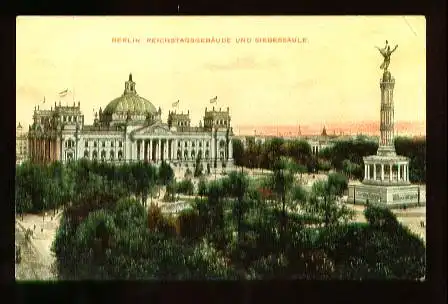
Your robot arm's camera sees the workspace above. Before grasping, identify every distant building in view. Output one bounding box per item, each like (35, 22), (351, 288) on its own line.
(233, 127), (379, 156)
(16, 123), (28, 164)
(27, 74), (234, 169)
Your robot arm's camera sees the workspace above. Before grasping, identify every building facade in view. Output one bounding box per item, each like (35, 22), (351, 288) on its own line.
(16, 123), (28, 164)
(27, 74), (234, 169)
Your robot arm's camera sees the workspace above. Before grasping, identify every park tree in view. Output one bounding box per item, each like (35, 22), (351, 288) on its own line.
(194, 154), (204, 177)
(224, 171), (250, 246)
(327, 172), (349, 196)
(394, 137), (426, 183)
(197, 177), (208, 199)
(268, 157), (300, 250)
(176, 179), (194, 195)
(306, 178), (354, 228)
(321, 206), (426, 280)
(232, 138), (245, 166)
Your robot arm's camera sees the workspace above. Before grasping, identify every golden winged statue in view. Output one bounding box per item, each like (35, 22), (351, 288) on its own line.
(376, 40), (398, 71)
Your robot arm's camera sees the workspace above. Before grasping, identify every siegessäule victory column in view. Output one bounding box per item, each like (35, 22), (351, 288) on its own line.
(347, 41), (421, 208)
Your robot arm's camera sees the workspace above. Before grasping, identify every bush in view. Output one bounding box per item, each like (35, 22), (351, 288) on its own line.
(327, 172), (348, 196)
(176, 179), (194, 195)
(364, 205), (399, 229)
(147, 203), (164, 232)
(177, 209), (205, 240)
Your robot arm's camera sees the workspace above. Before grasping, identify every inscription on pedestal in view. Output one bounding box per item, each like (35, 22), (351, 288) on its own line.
(392, 193), (418, 202)
(356, 190), (382, 202)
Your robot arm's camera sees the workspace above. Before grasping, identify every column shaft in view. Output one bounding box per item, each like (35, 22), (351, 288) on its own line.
(381, 164), (384, 181)
(373, 164), (376, 180)
(157, 139), (161, 162)
(397, 164), (401, 181)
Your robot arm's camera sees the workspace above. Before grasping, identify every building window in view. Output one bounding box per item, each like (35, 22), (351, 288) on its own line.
(92, 150), (98, 160)
(178, 142), (181, 147)
(84, 150), (89, 158)
(119, 141), (123, 148)
(184, 142), (187, 148)
(63, 116), (66, 122)
(111, 141), (114, 147)
(101, 150), (106, 161)
(102, 141), (106, 148)
(199, 142), (202, 148)
(206, 142), (209, 147)
(118, 150), (123, 161)
(205, 150), (209, 159)
(192, 142), (195, 148)
(85, 141), (88, 148)
(110, 150), (115, 160)
(94, 141), (97, 148)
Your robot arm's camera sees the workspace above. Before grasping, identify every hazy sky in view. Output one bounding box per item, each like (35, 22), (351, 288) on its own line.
(16, 16), (426, 130)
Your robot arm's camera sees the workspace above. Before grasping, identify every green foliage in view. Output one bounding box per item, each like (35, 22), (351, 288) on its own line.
(320, 221), (426, 279)
(176, 179), (194, 195)
(45, 157), (424, 280)
(194, 154), (204, 177)
(364, 205), (399, 230)
(394, 137), (426, 183)
(158, 161), (174, 185)
(197, 178), (208, 197)
(327, 172), (348, 196)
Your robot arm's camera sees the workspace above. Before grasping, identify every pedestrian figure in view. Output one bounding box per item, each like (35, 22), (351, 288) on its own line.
(33, 224), (36, 230)
(41, 227), (43, 233)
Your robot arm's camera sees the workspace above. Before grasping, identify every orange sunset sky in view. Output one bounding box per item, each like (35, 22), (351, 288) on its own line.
(16, 16), (426, 136)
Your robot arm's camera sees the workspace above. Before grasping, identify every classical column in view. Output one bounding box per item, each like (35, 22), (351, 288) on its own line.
(367, 164), (370, 179)
(149, 138), (153, 161)
(372, 164), (376, 180)
(381, 164), (384, 181)
(138, 140), (143, 161)
(48, 139), (51, 161)
(397, 164), (401, 181)
(389, 164), (392, 181)
(404, 165), (407, 181)
(406, 165), (409, 182)
(166, 140), (169, 160)
(56, 138), (59, 161)
(180, 139), (183, 161)
(364, 164), (367, 180)
(229, 139), (233, 159)
(157, 139), (161, 162)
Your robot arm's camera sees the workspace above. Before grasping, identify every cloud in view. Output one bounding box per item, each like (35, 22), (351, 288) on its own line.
(204, 56), (278, 71)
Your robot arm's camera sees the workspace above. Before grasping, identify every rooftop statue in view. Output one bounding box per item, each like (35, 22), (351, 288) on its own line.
(376, 40), (398, 71)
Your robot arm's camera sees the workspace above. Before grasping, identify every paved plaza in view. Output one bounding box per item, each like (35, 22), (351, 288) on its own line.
(15, 212), (61, 281)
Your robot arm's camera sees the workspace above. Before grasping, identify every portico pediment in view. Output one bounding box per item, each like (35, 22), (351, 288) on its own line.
(131, 123), (173, 137)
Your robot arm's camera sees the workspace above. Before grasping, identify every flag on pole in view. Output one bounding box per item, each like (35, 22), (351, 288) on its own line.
(210, 96), (218, 104)
(59, 89), (68, 97)
(172, 100), (179, 108)
(43, 96), (46, 104)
